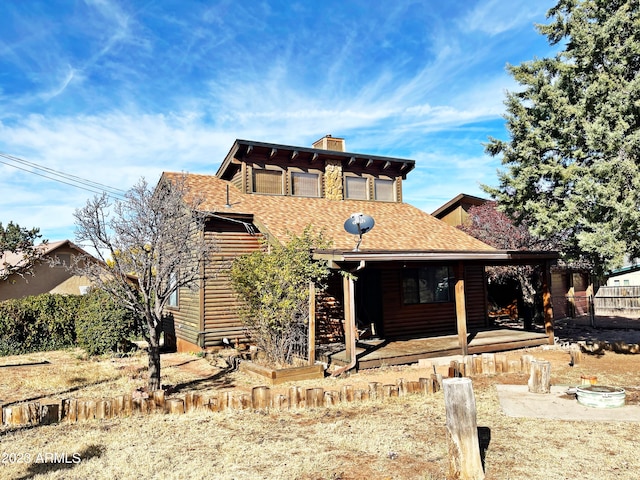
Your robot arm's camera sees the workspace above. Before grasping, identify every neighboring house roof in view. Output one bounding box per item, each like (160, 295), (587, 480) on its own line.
(431, 193), (488, 219)
(162, 172), (496, 252)
(2, 240), (74, 276)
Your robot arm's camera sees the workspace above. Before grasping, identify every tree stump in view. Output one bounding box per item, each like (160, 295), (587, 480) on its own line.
(528, 360), (551, 394)
(443, 377), (485, 480)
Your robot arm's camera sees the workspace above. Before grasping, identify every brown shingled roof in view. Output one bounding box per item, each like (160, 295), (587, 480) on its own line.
(162, 172), (495, 252)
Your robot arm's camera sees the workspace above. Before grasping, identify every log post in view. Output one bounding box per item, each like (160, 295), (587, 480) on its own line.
(206, 398), (220, 412)
(96, 400), (109, 420)
(507, 360), (520, 373)
(27, 402), (41, 424)
(184, 392), (195, 412)
(569, 345), (582, 366)
(63, 398), (78, 423)
(122, 394), (133, 416)
(481, 354), (496, 375)
(273, 394), (289, 411)
(153, 390), (166, 413)
(443, 378), (485, 480)
(521, 354), (535, 374)
(252, 386), (271, 410)
(368, 382), (382, 400)
(495, 354), (507, 374)
(419, 377), (434, 395)
(407, 381), (420, 394)
(528, 360), (551, 394)
(341, 385), (355, 402)
(324, 391), (340, 406)
(308, 281), (316, 365)
(289, 386), (305, 408)
(396, 378), (407, 396)
(473, 355), (483, 375)
(238, 393), (251, 410)
(168, 398), (184, 415)
(354, 389), (369, 402)
(383, 384), (399, 398)
(40, 403), (60, 425)
(306, 388), (324, 408)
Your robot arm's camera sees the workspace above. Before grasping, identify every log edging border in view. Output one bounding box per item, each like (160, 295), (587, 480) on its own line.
(1, 351), (563, 427)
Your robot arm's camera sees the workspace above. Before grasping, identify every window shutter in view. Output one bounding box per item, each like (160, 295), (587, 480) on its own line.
(253, 170), (283, 194)
(292, 172), (319, 197)
(345, 177), (368, 200)
(374, 179), (395, 201)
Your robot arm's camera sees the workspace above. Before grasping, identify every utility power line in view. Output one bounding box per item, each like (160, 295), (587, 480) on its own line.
(0, 153), (127, 199)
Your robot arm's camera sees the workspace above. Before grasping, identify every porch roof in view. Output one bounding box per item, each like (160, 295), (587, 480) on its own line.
(313, 248), (559, 266)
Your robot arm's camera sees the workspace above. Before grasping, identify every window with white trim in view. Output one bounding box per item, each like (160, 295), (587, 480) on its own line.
(168, 272), (178, 307)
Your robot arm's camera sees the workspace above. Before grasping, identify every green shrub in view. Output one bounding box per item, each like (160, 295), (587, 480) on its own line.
(0, 294), (80, 355)
(75, 289), (139, 356)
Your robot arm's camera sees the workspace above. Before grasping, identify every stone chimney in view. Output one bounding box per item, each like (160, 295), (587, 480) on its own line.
(313, 134), (345, 152)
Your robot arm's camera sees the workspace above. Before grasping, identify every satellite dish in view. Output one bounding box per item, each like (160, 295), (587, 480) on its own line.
(343, 213), (375, 251)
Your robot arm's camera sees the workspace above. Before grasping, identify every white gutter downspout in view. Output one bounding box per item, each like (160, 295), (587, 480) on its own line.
(331, 261), (365, 376)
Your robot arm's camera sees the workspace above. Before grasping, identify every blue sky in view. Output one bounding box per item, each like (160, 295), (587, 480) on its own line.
(1, 0), (557, 243)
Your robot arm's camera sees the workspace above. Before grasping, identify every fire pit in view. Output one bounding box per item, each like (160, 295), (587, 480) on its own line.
(576, 385), (626, 408)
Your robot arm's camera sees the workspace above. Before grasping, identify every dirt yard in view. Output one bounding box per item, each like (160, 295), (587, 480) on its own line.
(2, 316), (640, 479)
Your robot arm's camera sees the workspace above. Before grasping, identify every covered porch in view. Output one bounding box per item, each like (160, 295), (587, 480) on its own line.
(322, 327), (549, 370)
(312, 249), (558, 372)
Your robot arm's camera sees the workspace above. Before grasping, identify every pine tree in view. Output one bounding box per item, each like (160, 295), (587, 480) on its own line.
(485, 0), (640, 277)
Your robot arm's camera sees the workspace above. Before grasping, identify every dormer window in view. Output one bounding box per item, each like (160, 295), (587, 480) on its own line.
(253, 169), (283, 194)
(374, 178), (395, 201)
(345, 176), (368, 200)
(292, 172), (320, 197)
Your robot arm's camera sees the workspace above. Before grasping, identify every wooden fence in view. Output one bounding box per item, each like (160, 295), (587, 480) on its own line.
(1, 351), (561, 427)
(594, 286), (640, 317)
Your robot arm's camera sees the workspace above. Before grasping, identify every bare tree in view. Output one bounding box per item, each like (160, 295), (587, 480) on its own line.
(73, 176), (214, 391)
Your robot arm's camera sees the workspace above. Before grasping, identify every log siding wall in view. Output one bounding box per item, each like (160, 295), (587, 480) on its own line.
(380, 264), (488, 338)
(201, 222), (263, 348)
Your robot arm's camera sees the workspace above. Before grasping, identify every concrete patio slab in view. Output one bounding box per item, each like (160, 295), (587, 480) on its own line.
(496, 384), (640, 422)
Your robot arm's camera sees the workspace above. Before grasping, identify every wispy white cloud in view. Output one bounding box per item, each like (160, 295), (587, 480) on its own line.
(0, 0), (556, 241)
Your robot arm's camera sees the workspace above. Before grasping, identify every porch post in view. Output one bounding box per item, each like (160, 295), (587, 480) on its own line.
(308, 281), (316, 366)
(455, 262), (469, 356)
(542, 260), (555, 345)
(343, 275), (356, 364)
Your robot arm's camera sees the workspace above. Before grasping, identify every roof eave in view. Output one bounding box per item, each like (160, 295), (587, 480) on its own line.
(313, 249), (559, 264)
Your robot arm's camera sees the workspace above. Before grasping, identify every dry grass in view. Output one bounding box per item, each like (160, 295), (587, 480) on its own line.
(2, 346), (640, 479)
